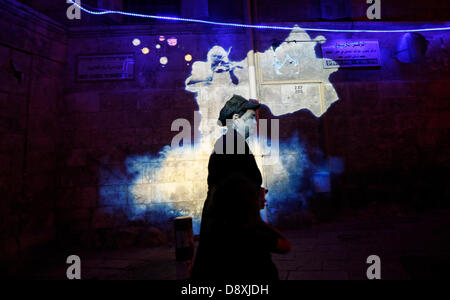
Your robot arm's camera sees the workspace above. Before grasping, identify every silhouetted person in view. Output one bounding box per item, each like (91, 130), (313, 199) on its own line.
(191, 95), (291, 280)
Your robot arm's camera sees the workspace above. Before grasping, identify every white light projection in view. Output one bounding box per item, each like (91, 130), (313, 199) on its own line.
(257, 27), (339, 117)
(120, 27), (339, 233)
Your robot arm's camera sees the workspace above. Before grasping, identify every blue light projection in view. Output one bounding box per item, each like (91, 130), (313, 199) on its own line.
(262, 135), (313, 222)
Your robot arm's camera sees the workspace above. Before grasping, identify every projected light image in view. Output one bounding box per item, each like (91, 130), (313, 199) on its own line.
(99, 27), (340, 233)
(257, 27), (339, 117)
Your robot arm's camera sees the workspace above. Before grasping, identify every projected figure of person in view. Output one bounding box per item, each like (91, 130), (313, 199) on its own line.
(186, 46), (243, 87)
(191, 95), (291, 280)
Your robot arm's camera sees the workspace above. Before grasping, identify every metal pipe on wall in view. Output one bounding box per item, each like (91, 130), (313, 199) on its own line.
(244, 0), (270, 223)
(244, 0), (258, 100)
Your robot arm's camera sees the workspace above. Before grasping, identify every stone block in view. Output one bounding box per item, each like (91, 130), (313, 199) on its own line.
(426, 112), (450, 129)
(60, 166), (98, 187)
(98, 184), (128, 207)
(98, 164), (130, 185)
(287, 271), (322, 280)
(63, 93), (100, 113)
(92, 207), (129, 229)
(0, 93), (26, 115)
(0, 154), (11, 176)
(136, 127), (154, 147)
(99, 93), (124, 112)
(135, 226), (168, 248)
(128, 183), (153, 205)
(71, 129), (93, 148)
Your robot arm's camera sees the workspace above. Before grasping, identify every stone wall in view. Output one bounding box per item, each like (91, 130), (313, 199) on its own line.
(1, 0), (450, 256)
(0, 0), (67, 269)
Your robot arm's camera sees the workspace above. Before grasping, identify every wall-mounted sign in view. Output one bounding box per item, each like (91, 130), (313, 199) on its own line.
(76, 53), (135, 81)
(322, 41), (381, 68)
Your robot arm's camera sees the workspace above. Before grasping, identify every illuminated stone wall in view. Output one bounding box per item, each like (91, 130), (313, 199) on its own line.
(59, 24), (333, 241)
(1, 0), (449, 269)
(57, 20), (450, 246)
(2, 2), (446, 249)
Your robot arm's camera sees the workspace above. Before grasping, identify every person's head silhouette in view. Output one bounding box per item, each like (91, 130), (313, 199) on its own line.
(218, 95), (260, 139)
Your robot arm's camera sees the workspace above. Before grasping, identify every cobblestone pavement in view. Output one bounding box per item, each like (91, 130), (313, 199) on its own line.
(275, 209), (450, 280)
(26, 209), (450, 280)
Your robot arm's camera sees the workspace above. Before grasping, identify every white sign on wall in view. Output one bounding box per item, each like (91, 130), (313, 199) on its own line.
(322, 41), (381, 68)
(76, 53), (135, 81)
